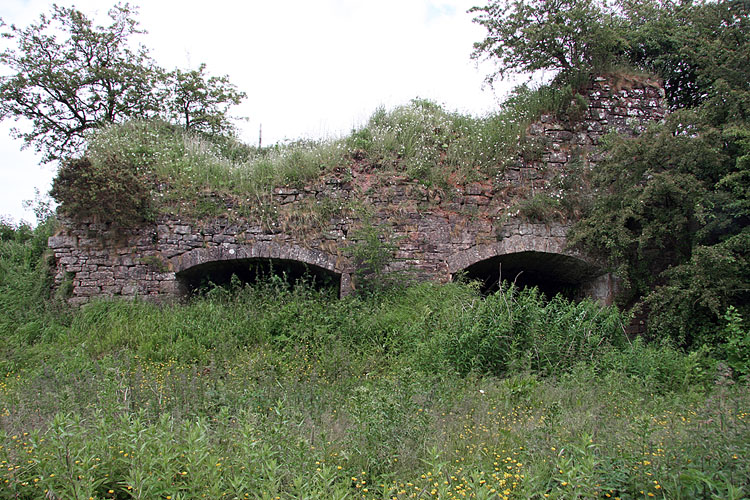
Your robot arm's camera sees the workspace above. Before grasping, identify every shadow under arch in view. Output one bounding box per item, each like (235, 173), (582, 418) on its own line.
(170, 243), (346, 297)
(448, 244), (615, 303)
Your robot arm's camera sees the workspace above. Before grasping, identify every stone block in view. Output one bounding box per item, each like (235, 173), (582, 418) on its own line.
(74, 286), (101, 296)
(466, 183), (483, 195)
(159, 281), (179, 294)
(548, 130), (575, 141)
(48, 235), (77, 249)
(464, 195), (490, 206)
(59, 256), (78, 265)
(212, 234), (235, 244)
(548, 151), (568, 163)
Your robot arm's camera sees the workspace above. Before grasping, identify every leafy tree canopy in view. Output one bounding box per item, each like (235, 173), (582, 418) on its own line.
(472, 0), (750, 347)
(470, 0), (627, 85)
(0, 3), (245, 162)
(164, 63), (245, 136)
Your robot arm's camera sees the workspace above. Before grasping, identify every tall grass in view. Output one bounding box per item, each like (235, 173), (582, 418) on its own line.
(86, 120), (349, 198)
(2, 221), (745, 499)
(0, 218), (65, 349)
(75, 78), (588, 220)
(345, 99), (521, 185)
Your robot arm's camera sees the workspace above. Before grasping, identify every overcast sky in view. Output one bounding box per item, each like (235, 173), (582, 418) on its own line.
(0, 0), (515, 224)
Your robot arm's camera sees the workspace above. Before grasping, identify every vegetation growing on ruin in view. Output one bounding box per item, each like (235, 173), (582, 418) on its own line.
(471, 0), (750, 349)
(49, 83), (587, 226)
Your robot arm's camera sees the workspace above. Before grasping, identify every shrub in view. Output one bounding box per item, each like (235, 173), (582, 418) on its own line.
(440, 284), (627, 376)
(0, 217), (63, 349)
(723, 305), (750, 379)
(50, 156), (153, 226)
(516, 193), (565, 222)
(345, 221), (404, 296)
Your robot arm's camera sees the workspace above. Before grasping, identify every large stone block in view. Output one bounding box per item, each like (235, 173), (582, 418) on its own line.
(48, 235), (77, 249)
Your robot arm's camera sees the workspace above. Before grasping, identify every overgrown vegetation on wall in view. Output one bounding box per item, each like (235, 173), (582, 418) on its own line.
(50, 84), (584, 225)
(469, 0), (750, 348)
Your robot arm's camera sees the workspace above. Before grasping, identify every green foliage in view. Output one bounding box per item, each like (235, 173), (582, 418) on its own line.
(723, 306), (750, 379)
(0, 218), (62, 349)
(469, 2), (750, 319)
(515, 193), (564, 222)
(346, 98), (530, 182)
(50, 156), (154, 226)
(439, 285), (628, 377)
(621, 0), (750, 113)
(571, 112), (749, 346)
(163, 63), (246, 136)
(470, 0), (627, 85)
(0, 233), (747, 498)
(45, 79), (603, 223)
(345, 221), (403, 296)
(0, 3), (245, 161)
(471, 0), (750, 105)
(346, 375), (428, 474)
(46, 120), (348, 222)
(494, 0), (749, 347)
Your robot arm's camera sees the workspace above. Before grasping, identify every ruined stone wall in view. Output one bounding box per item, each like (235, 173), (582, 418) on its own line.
(49, 216), (576, 305)
(504, 75), (665, 188)
(48, 76), (666, 305)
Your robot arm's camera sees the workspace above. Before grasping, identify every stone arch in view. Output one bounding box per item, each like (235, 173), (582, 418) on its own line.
(447, 240), (615, 303)
(170, 242), (351, 296)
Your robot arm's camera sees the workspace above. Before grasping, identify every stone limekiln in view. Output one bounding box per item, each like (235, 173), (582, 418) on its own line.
(48, 76), (666, 305)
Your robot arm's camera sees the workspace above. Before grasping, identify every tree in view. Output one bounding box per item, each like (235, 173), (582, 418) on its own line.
(0, 3), (245, 162)
(471, 0), (750, 347)
(163, 64), (246, 136)
(0, 4), (159, 161)
(470, 0), (627, 85)
(570, 1), (750, 346)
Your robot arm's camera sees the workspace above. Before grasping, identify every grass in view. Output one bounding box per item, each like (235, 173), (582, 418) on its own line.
(0, 326), (746, 499)
(1, 221), (748, 499)
(83, 121), (349, 215)
(66, 77), (594, 223)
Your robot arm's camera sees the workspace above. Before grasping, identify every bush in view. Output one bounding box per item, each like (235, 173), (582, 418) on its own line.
(723, 305), (750, 379)
(50, 156), (153, 226)
(601, 337), (714, 392)
(345, 221), (402, 296)
(439, 284), (628, 376)
(0, 217), (63, 349)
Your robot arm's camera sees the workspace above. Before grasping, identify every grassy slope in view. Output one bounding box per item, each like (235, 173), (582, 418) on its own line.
(55, 80), (591, 224)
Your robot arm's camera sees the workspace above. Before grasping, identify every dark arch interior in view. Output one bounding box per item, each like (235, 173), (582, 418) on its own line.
(176, 258), (341, 296)
(458, 251), (602, 300)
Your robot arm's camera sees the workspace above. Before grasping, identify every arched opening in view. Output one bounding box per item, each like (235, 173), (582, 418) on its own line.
(458, 251), (604, 300)
(176, 258), (341, 296)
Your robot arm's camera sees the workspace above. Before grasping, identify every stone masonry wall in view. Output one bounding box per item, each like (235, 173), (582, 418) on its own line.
(48, 76), (666, 305)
